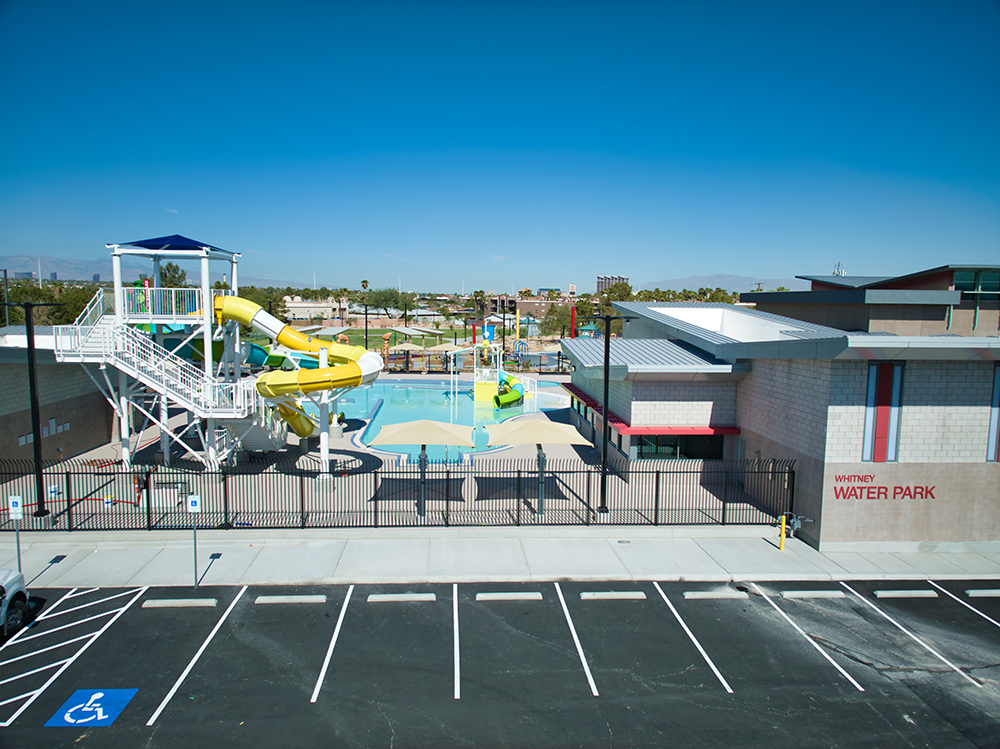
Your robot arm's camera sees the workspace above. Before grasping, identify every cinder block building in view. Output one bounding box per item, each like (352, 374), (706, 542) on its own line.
(560, 267), (1000, 551)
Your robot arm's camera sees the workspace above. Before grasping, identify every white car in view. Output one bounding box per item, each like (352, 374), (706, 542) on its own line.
(0, 569), (29, 636)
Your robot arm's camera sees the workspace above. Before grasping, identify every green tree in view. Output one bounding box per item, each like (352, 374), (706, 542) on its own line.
(368, 287), (400, 316)
(159, 262), (187, 287)
(471, 290), (487, 318)
(540, 303), (572, 335)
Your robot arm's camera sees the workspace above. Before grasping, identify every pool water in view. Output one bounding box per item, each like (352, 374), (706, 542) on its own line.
(335, 378), (570, 462)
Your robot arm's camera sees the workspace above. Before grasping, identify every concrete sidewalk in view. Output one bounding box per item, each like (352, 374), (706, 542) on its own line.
(3, 526), (1000, 588)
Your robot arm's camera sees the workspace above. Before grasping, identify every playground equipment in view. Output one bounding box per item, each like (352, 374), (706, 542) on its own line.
(493, 371), (524, 408)
(52, 235), (383, 469)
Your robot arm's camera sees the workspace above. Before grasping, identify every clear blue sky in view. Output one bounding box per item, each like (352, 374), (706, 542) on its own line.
(1, 0), (997, 294)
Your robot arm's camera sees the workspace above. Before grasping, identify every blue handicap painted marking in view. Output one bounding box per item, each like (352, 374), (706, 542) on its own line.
(45, 689), (137, 727)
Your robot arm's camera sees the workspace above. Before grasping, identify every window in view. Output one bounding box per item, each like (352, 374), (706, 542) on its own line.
(637, 434), (724, 460)
(863, 362), (903, 462)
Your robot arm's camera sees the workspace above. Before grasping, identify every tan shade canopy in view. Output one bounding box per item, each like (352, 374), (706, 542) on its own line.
(428, 342), (462, 352)
(388, 341), (425, 352)
(538, 343), (564, 353)
(369, 419), (476, 447)
(485, 419), (590, 447)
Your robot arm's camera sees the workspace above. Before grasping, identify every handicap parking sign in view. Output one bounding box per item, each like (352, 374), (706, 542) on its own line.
(45, 689), (137, 727)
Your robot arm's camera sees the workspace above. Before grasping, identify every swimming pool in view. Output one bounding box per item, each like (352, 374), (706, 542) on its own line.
(335, 378), (571, 461)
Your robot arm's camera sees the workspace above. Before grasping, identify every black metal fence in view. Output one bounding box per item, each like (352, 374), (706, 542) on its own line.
(0, 458), (794, 532)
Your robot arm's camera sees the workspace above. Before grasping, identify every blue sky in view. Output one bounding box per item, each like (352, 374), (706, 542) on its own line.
(1, 0), (997, 293)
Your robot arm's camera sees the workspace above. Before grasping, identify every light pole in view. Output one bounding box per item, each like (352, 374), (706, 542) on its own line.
(361, 279), (369, 349)
(5, 302), (61, 517)
(582, 313), (634, 514)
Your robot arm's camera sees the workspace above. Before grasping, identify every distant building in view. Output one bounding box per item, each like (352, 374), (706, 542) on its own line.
(568, 284), (577, 297)
(596, 275), (628, 293)
(13, 272), (34, 280)
(741, 264), (1000, 336)
(50, 272), (57, 281)
(93, 274), (100, 283)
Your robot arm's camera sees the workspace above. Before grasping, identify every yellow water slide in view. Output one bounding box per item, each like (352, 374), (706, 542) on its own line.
(214, 295), (383, 437)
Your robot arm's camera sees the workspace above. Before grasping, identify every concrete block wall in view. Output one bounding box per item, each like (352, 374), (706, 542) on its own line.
(825, 360), (868, 462)
(736, 359), (832, 462)
(0, 362), (114, 459)
(897, 361), (996, 463)
(570, 372), (633, 423)
(629, 381), (736, 426)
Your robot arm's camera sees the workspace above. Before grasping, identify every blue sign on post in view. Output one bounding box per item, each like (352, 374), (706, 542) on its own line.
(46, 689), (138, 727)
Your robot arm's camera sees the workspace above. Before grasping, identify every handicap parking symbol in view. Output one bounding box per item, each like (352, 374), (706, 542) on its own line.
(45, 689), (137, 727)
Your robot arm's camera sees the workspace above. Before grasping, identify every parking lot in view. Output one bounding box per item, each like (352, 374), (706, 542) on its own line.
(0, 579), (997, 748)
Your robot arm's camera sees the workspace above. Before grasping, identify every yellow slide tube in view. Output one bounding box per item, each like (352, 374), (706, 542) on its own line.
(214, 296), (366, 361)
(214, 295), (383, 437)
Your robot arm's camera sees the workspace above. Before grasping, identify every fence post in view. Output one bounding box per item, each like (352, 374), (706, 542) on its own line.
(787, 467), (795, 516)
(373, 469), (379, 528)
(445, 469), (450, 527)
(585, 468), (591, 525)
(299, 471), (306, 529)
(654, 470), (660, 526)
(65, 470), (73, 532)
(145, 470), (153, 531)
(721, 469), (729, 526)
(222, 469), (231, 529)
(516, 469), (521, 526)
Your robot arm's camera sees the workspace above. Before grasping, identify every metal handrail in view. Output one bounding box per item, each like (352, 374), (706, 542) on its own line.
(72, 288), (113, 327)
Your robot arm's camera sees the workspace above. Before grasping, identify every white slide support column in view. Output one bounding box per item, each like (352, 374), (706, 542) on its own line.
(118, 369), (131, 468)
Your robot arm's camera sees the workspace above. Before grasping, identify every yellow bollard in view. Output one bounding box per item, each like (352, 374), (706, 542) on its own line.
(779, 514), (786, 551)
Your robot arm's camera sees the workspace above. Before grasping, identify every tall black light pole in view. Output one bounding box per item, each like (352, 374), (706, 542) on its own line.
(582, 313), (634, 514)
(5, 302), (61, 517)
(361, 280), (369, 349)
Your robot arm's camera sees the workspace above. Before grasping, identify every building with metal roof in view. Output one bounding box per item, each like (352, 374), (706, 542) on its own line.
(742, 264), (1000, 336)
(559, 299), (1000, 551)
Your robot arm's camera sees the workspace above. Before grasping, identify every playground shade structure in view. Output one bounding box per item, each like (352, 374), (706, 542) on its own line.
(493, 371), (525, 408)
(214, 295), (383, 437)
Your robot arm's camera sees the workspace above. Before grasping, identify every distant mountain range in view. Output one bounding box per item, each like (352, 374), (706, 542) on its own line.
(639, 273), (810, 293)
(0, 254), (304, 288)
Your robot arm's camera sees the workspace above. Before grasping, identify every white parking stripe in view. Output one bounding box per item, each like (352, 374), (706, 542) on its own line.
(581, 591), (646, 600)
(0, 658), (69, 687)
(147, 585), (248, 725)
(874, 590), (938, 599)
(310, 585), (353, 703)
(553, 583), (599, 697)
(928, 581), (1000, 630)
(840, 582), (981, 688)
(476, 592), (543, 602)
(0, 586), (148, 727)
(43, 589), (145, 619)
(65, 587), (100, 599)
(453, 583), (460, 701)
(653, 582), (733, 694)
(751, 583), (865, 692)
(0, 588), (77, 652)
(14, 609), (120, 644)
(0, 633), (94, 667)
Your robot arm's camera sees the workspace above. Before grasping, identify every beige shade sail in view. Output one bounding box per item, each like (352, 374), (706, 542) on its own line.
(485, 419), (590, 447)
(428, 342), (462, 352)
(538, 343), (564, 353)
(369, 419), (476, 447)
(388, 341), (426, 352)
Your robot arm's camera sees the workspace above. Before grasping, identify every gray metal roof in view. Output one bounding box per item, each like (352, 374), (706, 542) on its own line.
(562, 337), (728, 368)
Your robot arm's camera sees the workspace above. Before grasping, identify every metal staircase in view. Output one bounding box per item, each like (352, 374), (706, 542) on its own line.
(53, 290), (286, 453)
